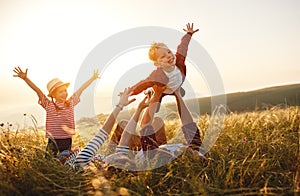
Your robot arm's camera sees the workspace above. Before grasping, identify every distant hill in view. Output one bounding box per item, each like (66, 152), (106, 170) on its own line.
(88, 83), (300, 122)
(219, 83), (300, 113)
(164, 83), (300, 116)
(75, 83), (300, 144)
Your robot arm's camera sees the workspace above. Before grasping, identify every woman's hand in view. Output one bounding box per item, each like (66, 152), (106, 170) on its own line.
(118, 88), (136, 108)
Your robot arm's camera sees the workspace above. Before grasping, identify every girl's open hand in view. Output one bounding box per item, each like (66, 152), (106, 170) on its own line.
(13, 66), (28, 80)
(183, 23), (199, 35)
(92, 69), (100, 80)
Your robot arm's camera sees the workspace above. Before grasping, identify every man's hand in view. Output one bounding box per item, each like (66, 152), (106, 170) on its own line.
(118, 88), (136, 108)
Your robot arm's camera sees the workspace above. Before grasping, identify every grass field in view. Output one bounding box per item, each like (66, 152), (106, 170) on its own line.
(0, 106), (299, 195)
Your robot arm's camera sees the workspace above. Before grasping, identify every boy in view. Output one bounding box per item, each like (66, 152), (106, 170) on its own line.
(129, 23), (199, 115)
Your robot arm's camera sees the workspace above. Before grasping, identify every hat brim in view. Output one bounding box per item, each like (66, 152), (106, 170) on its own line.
(47, 82), (70, 97)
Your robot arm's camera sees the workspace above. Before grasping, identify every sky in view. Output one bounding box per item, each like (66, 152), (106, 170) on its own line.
(0, 0), (300, 126)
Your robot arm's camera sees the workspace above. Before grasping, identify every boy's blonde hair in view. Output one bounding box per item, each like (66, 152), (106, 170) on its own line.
(148, 42), (168, 62)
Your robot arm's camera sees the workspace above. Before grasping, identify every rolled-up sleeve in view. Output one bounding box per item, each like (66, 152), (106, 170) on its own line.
(38, 94), (50, 109)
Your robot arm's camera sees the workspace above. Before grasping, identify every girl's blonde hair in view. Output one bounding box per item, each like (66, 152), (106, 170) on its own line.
(148, 42), (168, 62)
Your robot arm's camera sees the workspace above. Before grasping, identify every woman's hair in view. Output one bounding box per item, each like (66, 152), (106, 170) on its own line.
(148, 42), (168, 62)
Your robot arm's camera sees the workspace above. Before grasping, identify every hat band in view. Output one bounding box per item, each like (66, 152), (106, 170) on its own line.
(49, 81), (65, 94)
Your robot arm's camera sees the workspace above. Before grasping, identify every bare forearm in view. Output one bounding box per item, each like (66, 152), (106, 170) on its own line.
(141, 104), (157, 127)
(102, 106), (122, 134)
(124, 108), (143, 133)
(119, 107), (143, 146)
(102, 87), (135, 139)
(76, 76), (95, 97)
(23, 78), (43, 99)
(141, 92), (162, 127)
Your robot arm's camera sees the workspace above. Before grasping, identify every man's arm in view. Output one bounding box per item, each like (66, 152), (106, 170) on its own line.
(102, 88), (136, 133)
(118, 96), (149, 146)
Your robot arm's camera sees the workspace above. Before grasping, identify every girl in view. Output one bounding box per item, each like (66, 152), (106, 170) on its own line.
(13, 66), (99, 157)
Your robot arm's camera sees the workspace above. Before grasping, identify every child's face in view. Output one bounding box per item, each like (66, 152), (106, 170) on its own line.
(155, 47), (175, 68)
(52, 85), (68, 102)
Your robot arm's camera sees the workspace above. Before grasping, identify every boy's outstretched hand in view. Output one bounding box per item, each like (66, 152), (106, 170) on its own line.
(13, 66), (28, 80)
(183, 23), (199, 35)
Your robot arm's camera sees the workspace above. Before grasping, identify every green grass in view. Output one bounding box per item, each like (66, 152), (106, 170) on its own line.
(0, 106), (299, 195)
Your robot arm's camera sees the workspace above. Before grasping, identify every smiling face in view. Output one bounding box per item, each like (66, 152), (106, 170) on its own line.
(155, 47), (176, 69)
(52, 85), (68, 103)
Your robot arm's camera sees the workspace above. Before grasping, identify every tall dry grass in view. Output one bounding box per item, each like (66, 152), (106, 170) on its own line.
(0, 106), (299, 195)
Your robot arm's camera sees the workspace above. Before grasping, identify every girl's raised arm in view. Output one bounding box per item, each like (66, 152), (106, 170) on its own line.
(13, 66), (44, 100)
(75, 70), (99, 98)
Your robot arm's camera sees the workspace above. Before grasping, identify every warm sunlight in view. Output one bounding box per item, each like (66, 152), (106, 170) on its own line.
(1, 1), (300, 195)
(1, 0), (300, 124)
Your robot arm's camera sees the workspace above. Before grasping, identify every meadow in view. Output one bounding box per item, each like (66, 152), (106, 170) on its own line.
(0, 106), (299, 195)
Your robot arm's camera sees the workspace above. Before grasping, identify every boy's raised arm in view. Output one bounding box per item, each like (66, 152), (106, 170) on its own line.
(183, 22), (199, 35)
(75, 70), (99, 98)
(175, 22), (199, 74)
(13, 66), (44, 100)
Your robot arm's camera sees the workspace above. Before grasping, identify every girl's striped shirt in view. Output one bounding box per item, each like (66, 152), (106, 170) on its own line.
(39, 93), (80, 139)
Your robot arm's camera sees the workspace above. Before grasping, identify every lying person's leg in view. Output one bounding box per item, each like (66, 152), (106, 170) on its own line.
(73, 129), (108, 167)
(174, 89), (202, 150)
(73, 88), (136, 168)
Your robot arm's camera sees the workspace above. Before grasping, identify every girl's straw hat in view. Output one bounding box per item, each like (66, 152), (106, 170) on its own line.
(47, 78), (70, 97)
